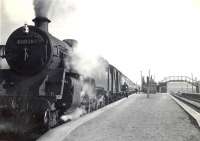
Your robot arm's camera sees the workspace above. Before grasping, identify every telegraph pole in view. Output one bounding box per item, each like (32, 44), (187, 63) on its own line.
(140, 71), (142, 94)
(191, 73), (193, 93)
(147, 69), (150, 98)
(195, 77), (197, 93)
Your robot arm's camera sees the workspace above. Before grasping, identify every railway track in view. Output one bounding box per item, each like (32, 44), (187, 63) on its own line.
(172, 93), (200, 113)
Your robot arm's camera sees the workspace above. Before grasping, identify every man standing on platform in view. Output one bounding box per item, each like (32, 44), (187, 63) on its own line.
(122, 82), (129, 98)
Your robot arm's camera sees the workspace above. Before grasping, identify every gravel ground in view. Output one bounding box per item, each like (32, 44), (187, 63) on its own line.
(65, 94), (200, 141)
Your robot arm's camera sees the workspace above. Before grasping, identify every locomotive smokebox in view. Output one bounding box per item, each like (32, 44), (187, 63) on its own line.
(32, 17), (51, 32)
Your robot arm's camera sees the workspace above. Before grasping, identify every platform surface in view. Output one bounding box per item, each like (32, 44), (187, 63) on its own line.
(40, 94), (200, 141)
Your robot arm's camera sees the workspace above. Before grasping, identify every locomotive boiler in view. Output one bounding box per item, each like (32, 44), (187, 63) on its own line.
(0, 16), (137, 135)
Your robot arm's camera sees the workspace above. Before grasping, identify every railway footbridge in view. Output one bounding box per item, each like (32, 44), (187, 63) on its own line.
(158, 76), (200, 93)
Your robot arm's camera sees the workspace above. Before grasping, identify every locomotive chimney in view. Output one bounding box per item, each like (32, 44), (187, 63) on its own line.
(32, 17), (51, 32)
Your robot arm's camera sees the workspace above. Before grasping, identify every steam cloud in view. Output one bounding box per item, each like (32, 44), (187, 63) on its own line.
(60, 107), (86, 122)
(0, 58), (9, 69)
(70, 47), (108, 79)
(70, 46), (108, 98)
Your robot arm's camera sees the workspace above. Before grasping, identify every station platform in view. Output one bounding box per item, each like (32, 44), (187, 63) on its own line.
(38, 94), (200, 141)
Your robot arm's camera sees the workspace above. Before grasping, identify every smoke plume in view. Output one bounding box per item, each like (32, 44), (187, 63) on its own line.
(33, 0), (54, 17)
(33, 0), (76, 19)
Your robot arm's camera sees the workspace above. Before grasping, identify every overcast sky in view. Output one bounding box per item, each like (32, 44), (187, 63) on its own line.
(1, 0), (200, 84)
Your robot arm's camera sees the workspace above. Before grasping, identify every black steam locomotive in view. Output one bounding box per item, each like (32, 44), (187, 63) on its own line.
(0, 16), (136, 133)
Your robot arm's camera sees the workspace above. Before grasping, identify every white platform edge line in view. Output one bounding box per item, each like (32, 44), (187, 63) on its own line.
(168, 93), (200, 127)
(37, 94), (136, 141)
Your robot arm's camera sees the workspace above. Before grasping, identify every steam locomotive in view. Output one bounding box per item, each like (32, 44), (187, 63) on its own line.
(0, 16), (137, 133)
